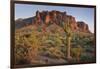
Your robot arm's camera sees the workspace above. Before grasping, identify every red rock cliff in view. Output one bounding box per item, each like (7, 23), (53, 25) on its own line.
(32, 10), (91, 33)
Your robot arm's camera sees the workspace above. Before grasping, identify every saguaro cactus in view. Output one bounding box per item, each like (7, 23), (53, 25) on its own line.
(62, 17), (72, 60)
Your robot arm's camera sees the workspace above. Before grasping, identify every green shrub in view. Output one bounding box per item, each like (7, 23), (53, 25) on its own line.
(15, 31), (41, 64)
(71, 45), (82, 61)
(80, 53), (96, 62)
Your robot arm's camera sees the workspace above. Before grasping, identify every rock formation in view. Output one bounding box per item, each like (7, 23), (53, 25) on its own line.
(15, 10), (91, 33)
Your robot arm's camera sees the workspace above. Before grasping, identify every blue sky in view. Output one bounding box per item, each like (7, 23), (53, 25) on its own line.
(15, 4), (95, 33)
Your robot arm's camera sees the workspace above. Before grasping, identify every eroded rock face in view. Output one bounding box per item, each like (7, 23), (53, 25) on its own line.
(32, 10), (91, 33)
(16, 10), (91, 33)
(77, 21), (91, 33)
(67, 15), (78, 32)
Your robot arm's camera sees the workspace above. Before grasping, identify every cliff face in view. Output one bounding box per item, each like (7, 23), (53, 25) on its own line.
(77, 21), (91, 33)
(15, 10), (91, 33)
(32, 10), (91, 33)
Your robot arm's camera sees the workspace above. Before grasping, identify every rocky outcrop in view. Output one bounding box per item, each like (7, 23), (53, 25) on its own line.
(77, 21), (91, 33)
(32, 10), (91, 33)
(67, 15), (78, 32)
(15, 10), (91, 33)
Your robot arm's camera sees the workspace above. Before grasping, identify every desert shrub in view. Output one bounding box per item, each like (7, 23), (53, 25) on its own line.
(43, 47), (65, 59)
(54, 37), (62, 47)
(71, 32), (94, 47)
(43, 33), (63, 47)
(60, 45), (66, 52)
(15, 31), (41, 65)
(15, 54), (30, 65)
(84, 38), (94, 46)
(83, 45), (94, 53)
(80, 53), (96, 62)
(45, 40), (55, 46)
(15, 34), (31, 64)
(71, 45), (82, 61)
(41, 32), (66, 59)
(37, 26), (42, 32)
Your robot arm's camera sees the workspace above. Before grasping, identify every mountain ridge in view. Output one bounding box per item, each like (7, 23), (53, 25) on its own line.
(15, 10), (91, 33)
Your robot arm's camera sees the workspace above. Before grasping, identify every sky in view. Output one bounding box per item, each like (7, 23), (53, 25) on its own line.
(15, 4), (95, 33)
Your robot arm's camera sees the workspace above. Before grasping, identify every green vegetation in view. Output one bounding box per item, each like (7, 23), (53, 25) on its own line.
(15, 22), (95, 65)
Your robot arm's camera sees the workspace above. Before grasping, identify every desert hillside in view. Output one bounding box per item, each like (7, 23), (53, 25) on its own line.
(15, 10), (95, 66)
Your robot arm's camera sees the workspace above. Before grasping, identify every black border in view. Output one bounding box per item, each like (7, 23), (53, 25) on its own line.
(11, 0), (96, 68)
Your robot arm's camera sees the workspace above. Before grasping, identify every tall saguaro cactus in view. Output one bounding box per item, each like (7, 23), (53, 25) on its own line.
(62, 17), (72, 60)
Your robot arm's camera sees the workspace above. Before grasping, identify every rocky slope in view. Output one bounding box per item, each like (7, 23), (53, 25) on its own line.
(15, 10), (91, 33)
